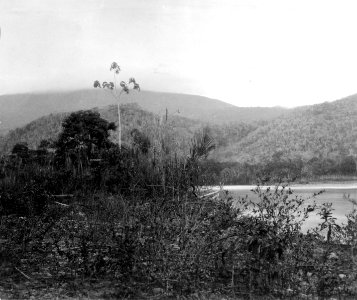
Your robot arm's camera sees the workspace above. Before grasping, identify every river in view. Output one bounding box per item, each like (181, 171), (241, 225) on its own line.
(216, 183), (357, 232)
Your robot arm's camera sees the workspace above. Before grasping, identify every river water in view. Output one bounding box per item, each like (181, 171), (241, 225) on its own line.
(215, 183), (357, 232)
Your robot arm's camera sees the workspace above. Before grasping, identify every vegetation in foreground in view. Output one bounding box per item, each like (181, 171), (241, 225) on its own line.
(1, 110), (357, 299)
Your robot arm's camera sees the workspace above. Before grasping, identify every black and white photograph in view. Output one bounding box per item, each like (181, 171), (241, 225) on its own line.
(0, 1), (357, 299)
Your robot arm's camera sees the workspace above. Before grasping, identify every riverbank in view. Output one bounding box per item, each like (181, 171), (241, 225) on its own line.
(213, 182), (356, 232)
(298, 175), (357, 184)
(211, 182), (357, 191)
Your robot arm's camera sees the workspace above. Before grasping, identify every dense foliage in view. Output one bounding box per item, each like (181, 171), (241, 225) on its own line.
(0, 103), (201, 157)
(201, 153), (357, 185)
(1, 110), (357, 299)
(215, 97), (357, 164)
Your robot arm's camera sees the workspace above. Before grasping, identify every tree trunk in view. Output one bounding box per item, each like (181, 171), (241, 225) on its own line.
(117, 101), (121, 149)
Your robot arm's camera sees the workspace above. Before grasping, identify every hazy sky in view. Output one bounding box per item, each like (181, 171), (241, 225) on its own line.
(1, 0), (357, 107)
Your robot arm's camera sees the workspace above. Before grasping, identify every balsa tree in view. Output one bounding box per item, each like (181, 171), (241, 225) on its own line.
(94, 62), (140, 149)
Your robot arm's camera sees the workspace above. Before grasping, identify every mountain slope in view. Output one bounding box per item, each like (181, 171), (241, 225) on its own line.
(0, 89), (287, 133)
(3, 92), (357, 165)
(0, 103), (202, 155)
(214, 95), (357, 163)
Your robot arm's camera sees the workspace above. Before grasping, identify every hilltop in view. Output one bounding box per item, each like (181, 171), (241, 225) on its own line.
(0, 89), (287, 134)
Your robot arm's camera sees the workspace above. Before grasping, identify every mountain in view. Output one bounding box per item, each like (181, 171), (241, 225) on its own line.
(213, 95), (357, 163)
(0, 89), (288, 134)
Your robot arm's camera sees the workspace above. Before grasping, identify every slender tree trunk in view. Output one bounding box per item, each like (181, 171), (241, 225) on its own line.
(117, 101), (121, 149)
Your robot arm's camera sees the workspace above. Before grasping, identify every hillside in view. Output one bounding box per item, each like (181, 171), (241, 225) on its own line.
(3, 92), (357, 167)
(0, 103), (203, 155)
(214, 95), (357, 163)
(0, 90), (357, 168)
(0, 89), (287, 134)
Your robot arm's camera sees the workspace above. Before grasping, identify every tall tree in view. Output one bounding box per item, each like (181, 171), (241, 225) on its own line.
(94, 62), (140, 149)
(55, 110), (116, 162)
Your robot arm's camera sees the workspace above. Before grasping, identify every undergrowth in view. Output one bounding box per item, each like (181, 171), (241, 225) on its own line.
(1, 111), (357, 299)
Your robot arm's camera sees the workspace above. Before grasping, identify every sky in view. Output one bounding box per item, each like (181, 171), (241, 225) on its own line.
(1, 0), (357, 107)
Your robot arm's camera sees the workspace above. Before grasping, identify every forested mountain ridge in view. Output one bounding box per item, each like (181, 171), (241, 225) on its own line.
(214, 95), (357, 163)
(2, 92), (357, 172)
(0, 89), (288, 134)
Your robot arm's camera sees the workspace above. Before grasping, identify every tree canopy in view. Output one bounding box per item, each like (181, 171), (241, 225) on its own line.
(55, 110), (116, 159)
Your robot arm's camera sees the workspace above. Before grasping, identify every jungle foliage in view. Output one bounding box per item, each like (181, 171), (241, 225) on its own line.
(214, 97), (357, 164)
(1, 110), (357, 299)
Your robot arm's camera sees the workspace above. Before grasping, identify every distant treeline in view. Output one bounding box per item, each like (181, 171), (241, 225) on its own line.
(4, 142), (356, 186)
(200, 153), (357, 185)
